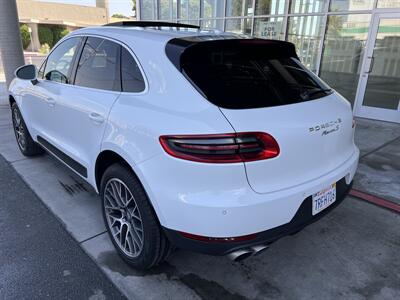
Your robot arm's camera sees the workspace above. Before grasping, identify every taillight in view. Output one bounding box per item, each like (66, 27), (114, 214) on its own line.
(159, 132), (280, 163)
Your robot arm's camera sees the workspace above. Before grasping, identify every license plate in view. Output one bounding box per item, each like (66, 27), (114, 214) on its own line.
(312, 183), (336, 215)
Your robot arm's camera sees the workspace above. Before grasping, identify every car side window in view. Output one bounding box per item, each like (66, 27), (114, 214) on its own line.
(74, 37), (121, 92)
(44, 37), (81, 84)
(121, 47), (145, 93)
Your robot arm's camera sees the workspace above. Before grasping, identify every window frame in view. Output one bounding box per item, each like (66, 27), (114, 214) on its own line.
(39, 36), (84, 85)
(69, 34), (149, 95)
(72, 36), (123, 92)
(120, 46), (146, 93)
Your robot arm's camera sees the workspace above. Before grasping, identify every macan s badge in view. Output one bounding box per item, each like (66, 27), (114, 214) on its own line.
(309, 118), (342, 136)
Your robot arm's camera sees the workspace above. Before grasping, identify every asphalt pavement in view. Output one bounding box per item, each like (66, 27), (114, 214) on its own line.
(0, 154), (126, 299)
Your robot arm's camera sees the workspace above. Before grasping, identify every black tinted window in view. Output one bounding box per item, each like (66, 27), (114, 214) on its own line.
(121, 47), (145, 92)
(44, 37), (80, 84)
(75, 37), (121, 91)
(180, 41), (332, 109)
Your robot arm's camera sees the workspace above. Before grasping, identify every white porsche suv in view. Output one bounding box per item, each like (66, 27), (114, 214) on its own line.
(9, 21), (359, 269)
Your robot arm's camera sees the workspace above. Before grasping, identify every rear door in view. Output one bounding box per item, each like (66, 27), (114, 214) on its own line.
(45, 37), (122, 178)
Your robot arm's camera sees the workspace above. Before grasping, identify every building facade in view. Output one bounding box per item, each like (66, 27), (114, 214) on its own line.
(137, 0), (400, 123)
(17, 0), (108, 52)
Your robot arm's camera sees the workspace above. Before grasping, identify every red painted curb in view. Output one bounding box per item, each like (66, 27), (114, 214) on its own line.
(349, 189), (400, 214)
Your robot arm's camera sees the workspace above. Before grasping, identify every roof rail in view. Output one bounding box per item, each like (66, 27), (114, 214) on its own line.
(104, 21), (200, 29)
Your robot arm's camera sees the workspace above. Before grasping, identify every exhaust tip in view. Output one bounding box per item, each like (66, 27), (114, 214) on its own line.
(251, 244), (269, 256)
(227, 249), (254, 262)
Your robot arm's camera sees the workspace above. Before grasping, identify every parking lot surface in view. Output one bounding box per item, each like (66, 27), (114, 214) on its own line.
(0, 154), (126, 299)
(0, 105), (399, 299)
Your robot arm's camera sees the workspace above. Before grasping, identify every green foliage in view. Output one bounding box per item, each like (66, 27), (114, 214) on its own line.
(112, 13), (128, 18)
(60, 29), (70, 39)
(38, 26), (53, 48)
(52, 25), (66, 45)
(20, 24), (31, 50)
(39, 43), (50, 54)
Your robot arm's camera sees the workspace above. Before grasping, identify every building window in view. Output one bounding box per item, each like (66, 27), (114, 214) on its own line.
(201, 19), (224, 30)
(287, 16), (325, 73)
(377, 0), (400, 8)
(290, 0), (327, 14)
(319, 14), (371, 105)
(329, 0), (374, 11)
(159, 0), (177, 20)
(254, 17), (285, 40)
(226, 0), (253, 17)
(202, 0), (225, 19)
(225, 18), (252, 35)
(178, 19), (200, 26)
(141, 0), (157, 20)
(255, 0), (286, 15)
(179, 0), (200, 19)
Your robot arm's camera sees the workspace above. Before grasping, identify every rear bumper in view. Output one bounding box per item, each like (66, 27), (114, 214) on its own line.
(138, 147), (359, 237)
(164, 178), (353, 255)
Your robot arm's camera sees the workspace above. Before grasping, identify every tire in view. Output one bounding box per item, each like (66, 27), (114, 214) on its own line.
(11, 102), (44, 156)
(100, 163), (174, 269)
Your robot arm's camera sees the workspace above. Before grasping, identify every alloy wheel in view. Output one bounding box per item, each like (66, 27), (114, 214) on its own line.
(13, 108), (26, 151)
(104, 178), (144, 258)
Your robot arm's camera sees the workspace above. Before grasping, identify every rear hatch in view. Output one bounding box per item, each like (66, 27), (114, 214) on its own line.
(220, 96), (355, 193)
(166, 38), (356, 193)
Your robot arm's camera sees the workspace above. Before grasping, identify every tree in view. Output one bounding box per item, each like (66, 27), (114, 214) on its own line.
(131, 0), (136, 13)
(38, 25), (53, 48)
(20, 24), (31, 50)
(52, 25), (67, 45)
(60, 29), (70, 39)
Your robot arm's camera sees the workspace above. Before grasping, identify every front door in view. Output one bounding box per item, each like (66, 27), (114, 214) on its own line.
(50, 36), (121, 178)
(355, 13), (400, 123)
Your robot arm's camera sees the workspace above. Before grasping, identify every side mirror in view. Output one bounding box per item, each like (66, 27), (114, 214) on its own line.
(15, 64), (38, 84)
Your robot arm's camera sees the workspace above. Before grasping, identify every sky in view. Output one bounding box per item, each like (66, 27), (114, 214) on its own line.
(36, 0), (134, 17)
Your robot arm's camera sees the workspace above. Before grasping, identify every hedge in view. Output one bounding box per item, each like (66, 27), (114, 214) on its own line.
(20, 24), (31, 50)
(38, 26), (53, 48)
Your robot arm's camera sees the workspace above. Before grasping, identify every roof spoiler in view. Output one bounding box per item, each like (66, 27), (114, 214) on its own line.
(104, 21), (200, 29)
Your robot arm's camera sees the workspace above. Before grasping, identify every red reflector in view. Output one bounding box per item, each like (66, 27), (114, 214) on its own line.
(159, 132), (280, 163)
(179, 231), (257, 243)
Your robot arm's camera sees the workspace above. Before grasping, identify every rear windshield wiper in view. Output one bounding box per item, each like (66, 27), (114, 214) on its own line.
(300, 88), (332, 100)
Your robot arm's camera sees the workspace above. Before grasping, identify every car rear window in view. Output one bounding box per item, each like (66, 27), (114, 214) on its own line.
(168, 39), (332, 109)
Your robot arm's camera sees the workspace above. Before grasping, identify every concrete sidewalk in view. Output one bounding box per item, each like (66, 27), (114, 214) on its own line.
(0, 82), (6, 106)
(0, 105), (399, 299)
(353, 118), (400, 204)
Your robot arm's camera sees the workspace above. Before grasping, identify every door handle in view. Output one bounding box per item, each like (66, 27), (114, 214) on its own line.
(45, 97), (56, 106)
(89, 112), (105, 124)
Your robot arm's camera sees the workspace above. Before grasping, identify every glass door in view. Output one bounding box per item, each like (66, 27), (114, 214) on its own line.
(354, 13), (400, 123)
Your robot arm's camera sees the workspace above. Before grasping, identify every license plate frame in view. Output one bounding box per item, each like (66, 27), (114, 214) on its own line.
(312, 183), (337, 216)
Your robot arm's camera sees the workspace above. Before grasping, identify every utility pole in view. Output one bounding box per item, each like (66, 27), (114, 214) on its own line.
(0, 0), (25, 88)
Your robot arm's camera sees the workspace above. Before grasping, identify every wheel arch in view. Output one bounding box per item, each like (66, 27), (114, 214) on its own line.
(94, 148), (166, 225)
(9, 95), (16, 107)
(95, 150), (132, 192)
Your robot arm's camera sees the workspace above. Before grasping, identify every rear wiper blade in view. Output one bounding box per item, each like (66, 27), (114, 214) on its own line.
(300, 88), (332, 99)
